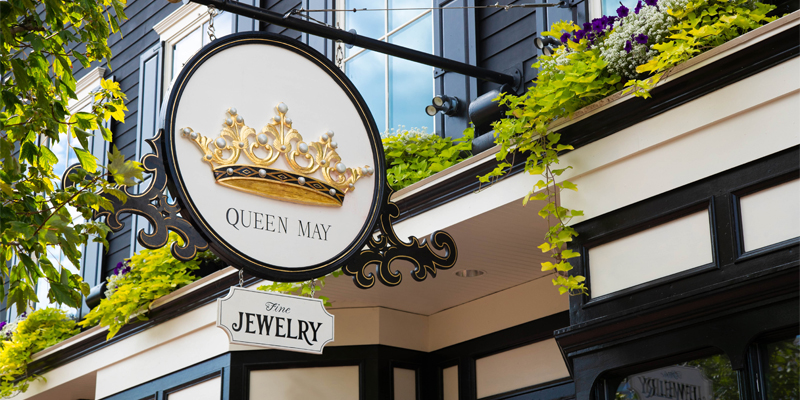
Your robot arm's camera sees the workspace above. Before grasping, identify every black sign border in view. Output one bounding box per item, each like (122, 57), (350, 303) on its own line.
(161, 32), (386, 282)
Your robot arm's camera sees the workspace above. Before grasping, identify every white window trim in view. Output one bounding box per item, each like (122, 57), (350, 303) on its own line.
(69, 67), (106, 114)
(589, 0), (603, 20)
(154, 2), (214, 97)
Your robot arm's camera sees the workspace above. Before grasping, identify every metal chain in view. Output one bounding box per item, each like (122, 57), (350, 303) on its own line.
(238, 268), (244, 287)
(310, 279), (316, 298)
(206, 5), (218, 42)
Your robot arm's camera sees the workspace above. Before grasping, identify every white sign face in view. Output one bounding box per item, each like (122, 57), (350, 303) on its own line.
(163, 33), (385, 282)
(216, 287), (334, 354)
(629, 365), (713, 400)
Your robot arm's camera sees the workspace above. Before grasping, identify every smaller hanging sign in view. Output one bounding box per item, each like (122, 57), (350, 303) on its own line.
(216, 286), (334, 354)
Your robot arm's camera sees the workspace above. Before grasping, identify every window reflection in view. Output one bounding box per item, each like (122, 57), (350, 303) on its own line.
(765, 336), (799, 400)
(344, 0), (433, 134)
(602, 0), (638, 15)
(616, 354), (739, 400)
(389, 13), (433, 132)
(346, 50), (386, 131)
(172, 26), (202, 78)
(172, 11), (233, 78)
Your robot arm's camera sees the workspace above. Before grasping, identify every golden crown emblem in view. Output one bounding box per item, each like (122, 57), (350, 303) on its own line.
(180, 103), (373, 207)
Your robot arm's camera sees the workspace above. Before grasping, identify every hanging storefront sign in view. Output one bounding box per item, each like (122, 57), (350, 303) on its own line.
(217, 287), (334, 353)
(161, 31), (385, 282)
(628, 365), (713, 400)
(150, 31), (457, 287)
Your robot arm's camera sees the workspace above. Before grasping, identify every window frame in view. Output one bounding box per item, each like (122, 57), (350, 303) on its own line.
(154, 3), (236, 99)
(337, 0), (436, 135)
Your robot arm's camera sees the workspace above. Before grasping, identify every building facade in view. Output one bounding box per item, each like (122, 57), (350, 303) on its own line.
(3, 0), (799, 399)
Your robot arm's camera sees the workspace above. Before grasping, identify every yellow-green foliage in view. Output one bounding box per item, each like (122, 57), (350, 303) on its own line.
(257, 269), (343, 307)
(383, 128), (473, 190)
(627, 0), (776, 96)
(0, 308), (79, 396)
(79, 233), (199, 339)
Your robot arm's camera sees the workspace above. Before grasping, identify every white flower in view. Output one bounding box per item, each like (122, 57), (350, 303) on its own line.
(599, 0), (688, 78)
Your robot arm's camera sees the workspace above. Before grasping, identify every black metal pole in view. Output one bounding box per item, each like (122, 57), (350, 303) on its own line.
(188, 0), (518, 86)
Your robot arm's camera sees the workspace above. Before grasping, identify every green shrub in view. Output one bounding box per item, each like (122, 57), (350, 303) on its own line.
(0, 308), (79, 396)
(79, 233), (200, 339)
(383, 128), (473, 191)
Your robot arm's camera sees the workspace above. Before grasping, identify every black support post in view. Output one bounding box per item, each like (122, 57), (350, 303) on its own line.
(186, 0), (518, 86)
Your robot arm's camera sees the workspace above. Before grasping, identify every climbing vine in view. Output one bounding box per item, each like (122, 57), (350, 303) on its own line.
(484, 0), (775, 295)
(0, 308), (79, 397)
(79, 233), (201, 339)
(257, 270), (344, 307)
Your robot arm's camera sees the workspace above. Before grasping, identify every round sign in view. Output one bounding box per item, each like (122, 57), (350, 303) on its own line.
(162, 32), (386, 282)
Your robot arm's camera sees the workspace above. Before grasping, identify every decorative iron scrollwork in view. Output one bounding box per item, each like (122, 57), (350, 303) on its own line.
(65, 130), (208, 261)
(342, 184), (458, 289)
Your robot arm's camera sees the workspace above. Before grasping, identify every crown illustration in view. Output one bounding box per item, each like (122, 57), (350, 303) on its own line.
(180, 103), (373, 207)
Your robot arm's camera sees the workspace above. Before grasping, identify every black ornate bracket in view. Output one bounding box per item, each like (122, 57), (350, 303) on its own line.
(342, 184), (458, 289)
(64, 130), (209, 261)
(65, 130), (456, 288)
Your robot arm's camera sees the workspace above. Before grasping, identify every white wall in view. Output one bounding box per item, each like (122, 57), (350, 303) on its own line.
(588, 210), (714, 298)
(475, 339), (569, 398)
(443, 365), (459, 400)
(740, 179), (800, 252)
(249, 366), (359, 399)
(394, 368), (417, 400)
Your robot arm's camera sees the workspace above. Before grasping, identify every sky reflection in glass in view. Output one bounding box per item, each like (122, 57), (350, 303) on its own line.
(389, 13), (433, 133)
(602, 0), (639, 15)
(346, 50), (386, 132)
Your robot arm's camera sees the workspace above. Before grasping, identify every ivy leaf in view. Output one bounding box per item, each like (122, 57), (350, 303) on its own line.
(561, 249), (580, 259)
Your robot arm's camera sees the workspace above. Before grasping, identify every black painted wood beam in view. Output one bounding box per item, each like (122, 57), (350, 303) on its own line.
(184, 0), (519, 85)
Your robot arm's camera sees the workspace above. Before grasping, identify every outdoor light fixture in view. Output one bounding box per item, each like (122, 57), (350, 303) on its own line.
(455, 269), (486, 278)
(425, 95), (461, 117)
(534, 36), (560, 56)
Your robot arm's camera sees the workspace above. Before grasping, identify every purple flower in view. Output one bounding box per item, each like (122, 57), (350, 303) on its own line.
(583, 22), (593, 31)
(634, 0), (643, 13)
(634, 33), (649, 44)
(644, 0), (658, 6)
(0, 321), (6, 330)
(617, 4), (629, 17)
(624, 40), (633, 53)
(592, 18), (605, 32)
(573, 29), (586, 42)
(560, 32), (572, 43)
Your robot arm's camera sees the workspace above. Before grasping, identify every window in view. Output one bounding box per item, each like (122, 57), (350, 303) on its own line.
(615, 353), (739, 400)
(154, 2), (237, 97)
(340, 0), (435, 135)
(763, 336), (799, 400)
(38, 67), (110, 319)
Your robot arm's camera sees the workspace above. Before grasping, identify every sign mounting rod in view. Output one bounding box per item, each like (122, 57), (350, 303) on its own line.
(181, 0), (518, 86)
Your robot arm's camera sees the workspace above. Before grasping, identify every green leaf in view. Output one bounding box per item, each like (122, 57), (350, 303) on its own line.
(561, 249), (580, 259)
(73, 148), (98, 173)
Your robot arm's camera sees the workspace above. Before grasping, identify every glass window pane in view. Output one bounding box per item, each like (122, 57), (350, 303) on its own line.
(616, 354), (739, 400)
(388, 13), (432, 133)
(51, 137), (69, 185)
(346, 50), (386, 132)
(765, 336), (800, 400)
(346, 0), (385, 57)
(389, 0), (430, 31)
(172, 27), (202, 78)
(603, 0), (638, 16)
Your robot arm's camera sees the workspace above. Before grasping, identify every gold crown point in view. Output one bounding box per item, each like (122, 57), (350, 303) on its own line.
(180, 105), (372, 207)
